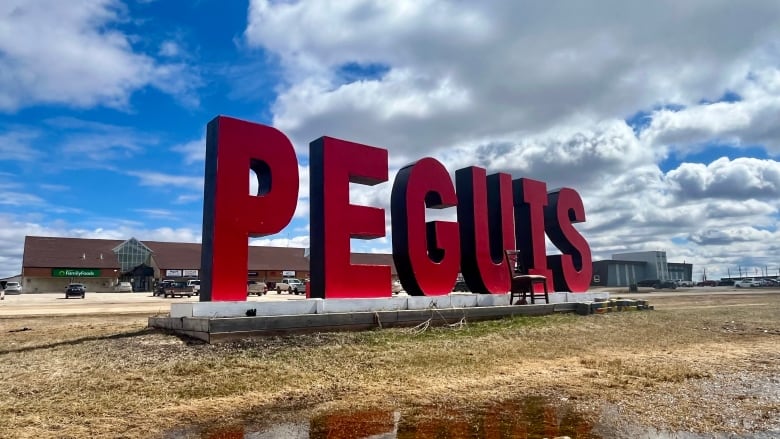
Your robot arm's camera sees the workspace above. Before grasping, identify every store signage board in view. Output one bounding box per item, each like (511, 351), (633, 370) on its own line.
(52, 268), (101, 277)
(200, 116), (592, 302)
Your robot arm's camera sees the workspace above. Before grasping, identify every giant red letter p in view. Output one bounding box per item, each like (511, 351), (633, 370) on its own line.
(200, 116), (299, 301)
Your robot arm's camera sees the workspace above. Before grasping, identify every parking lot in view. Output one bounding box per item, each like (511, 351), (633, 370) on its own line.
(0, 291), (306, 316)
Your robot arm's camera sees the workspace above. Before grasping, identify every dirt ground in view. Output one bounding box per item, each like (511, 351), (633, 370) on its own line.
(0, 290), (778, 438)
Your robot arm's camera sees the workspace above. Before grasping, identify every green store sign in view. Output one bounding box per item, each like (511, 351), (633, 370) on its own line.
(52, 268), (102, 278)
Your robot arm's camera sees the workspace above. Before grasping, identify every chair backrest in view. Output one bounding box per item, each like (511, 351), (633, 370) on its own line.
(504, 249), (528, 276)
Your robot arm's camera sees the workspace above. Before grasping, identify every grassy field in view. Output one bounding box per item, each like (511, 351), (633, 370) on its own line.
(0, 293), (778, 438)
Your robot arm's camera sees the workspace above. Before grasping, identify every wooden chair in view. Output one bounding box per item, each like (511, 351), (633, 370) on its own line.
(505, 249), (549, 304)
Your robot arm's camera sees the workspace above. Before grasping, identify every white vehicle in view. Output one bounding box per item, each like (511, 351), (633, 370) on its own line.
(113, 281), (133, 292)
(4, 281), (22, 294)
(734, 278), (760, 288)
(275, 278), (306, 295)
(186, 279), (200, 295)
(675, 280), (694, 287)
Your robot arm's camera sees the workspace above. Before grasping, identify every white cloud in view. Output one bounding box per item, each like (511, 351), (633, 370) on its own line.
(667, 157), (780, 201)
(0, 129), (41, 161)
(128, 171), (203, 188)
(245, 0), (780, 160)
(239, 0), (780, 279)
(0, 0), (199, 112)
(158, 40), (181, 58)
(172, 136), (206, 164)
(0, 190), (45, 206)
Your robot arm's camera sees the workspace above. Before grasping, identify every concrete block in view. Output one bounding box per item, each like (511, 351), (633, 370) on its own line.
(552, 302), (578, 313)
(546, 292), (568, 304)
(407, 295), (451, 310)
(476, 294), (510, 307)
(182, 317), (210, 332)
(450, 294), (478, 308)
(317, 297), (408, 314)
(170, 303), (194, 318)
(575, 302), (592, 315)
(182, 300), (319, 318)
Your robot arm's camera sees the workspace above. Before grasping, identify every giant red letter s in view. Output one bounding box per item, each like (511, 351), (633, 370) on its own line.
(309, 137), (390, 299)
(392, 158), (460, 296)
(200, 116), (299, 301)
(545, 188), (592, 292)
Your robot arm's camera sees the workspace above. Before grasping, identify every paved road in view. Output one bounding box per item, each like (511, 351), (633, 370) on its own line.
(1, 286), (777, 317)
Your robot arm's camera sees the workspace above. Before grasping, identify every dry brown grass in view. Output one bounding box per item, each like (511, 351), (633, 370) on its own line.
(0, 293), (778, 438)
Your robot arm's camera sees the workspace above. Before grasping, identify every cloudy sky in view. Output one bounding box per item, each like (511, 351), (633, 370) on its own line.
(2, 0), (780, 281)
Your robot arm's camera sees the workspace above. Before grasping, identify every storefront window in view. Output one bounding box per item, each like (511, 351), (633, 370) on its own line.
(113, 238), (153, 273)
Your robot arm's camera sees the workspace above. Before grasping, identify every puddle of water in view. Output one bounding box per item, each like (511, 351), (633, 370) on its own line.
(165, 395), (779, 439)
(167, 396), (599, 439)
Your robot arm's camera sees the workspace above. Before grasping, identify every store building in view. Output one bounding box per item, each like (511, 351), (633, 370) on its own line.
(21, 236), (397, 293)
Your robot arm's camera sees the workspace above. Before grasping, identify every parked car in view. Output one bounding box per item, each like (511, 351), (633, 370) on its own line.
(636, 279), (676, 289)
(247, 281), (268, 296)
(636, 279), (659, 287)
(734, 278), (760, 288)
(675, 280), (694, 287)
(717, 279), (735, 286)
(3, 281), (22, 294)
(696, 280), (718, 287)
(113, 281), (132, 292)
(654, 280), (677, 289)
(65, 283), (86, 299)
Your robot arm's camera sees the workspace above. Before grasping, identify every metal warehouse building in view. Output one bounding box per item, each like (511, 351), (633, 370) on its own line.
(591, 251), (693, 287)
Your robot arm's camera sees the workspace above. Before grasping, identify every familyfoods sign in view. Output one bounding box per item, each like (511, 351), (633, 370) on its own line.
(200, 116), (592, 302)
(52, 268), (101, 277)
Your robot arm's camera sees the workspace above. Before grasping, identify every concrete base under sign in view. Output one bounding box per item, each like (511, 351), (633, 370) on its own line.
(148, 291), (610, 343)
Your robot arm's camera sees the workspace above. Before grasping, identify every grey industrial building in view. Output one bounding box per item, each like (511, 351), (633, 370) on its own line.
(591, 251), (693, 287)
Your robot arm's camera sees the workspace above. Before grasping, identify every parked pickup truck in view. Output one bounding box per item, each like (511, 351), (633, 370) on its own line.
(275, 278), (306, 295)
(186, 279), (200, 295)
(156, 280), (194, 298)
(247, 280), (268, 296)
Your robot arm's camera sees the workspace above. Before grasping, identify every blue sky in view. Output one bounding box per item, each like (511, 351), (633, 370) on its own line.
(3, 0), (780, 280)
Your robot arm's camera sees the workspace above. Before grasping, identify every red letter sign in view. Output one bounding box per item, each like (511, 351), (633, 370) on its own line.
(456, 167), (515, 294)
(309, 137), (391, 299)
(200, 116), (299, 301)
(545, 188), (592, 292)
(513, 178), (554, 292)
(392, 158), (460, 296)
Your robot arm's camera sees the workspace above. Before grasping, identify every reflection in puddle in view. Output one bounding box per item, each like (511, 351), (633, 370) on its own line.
(176, 396), (599, 438)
